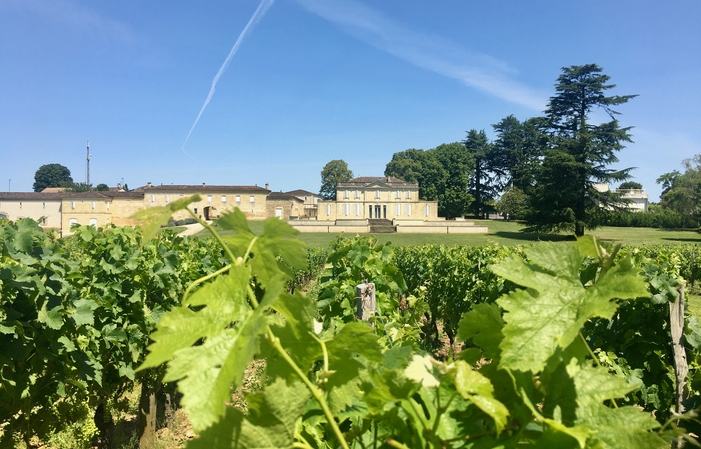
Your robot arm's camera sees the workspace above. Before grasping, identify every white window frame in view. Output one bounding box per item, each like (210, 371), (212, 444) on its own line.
(355, 190), (360, 199)
(344, 190), (349, 199)
(406, 204), (412, 216)
(151, 195), (155, 203)
(396, 190), (401, 199)
(236, 195), (241, 203)
(89, 218), (98, 227)
(396, 204), (401, 216)
(343, 203), (349, 216)
(406, 190), (411, 199)
(91, 201), (96, 209)
(207, 195), (212, 203)
(71, 201), (76, 209)
(375, 190), (380, 199)
(425, 205), (430, 217)
(69, 218), (78, 227)
(326, 204), (331, 216)
(221, 195), (227, 203)
(250, 195), (255, 203)
(165, 194), (170, 203)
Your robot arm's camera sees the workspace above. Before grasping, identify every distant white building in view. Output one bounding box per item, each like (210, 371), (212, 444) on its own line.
(593, 183), (648, 212)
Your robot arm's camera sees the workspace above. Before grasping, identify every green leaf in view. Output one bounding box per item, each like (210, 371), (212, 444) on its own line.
(492, 241), (648, 373)
(186, 378), (310, 449)
(38, 302), (63, 330)
(140, 265), (252, 370)
(72, 298), (98, 327)
(452, 360), (509, 435)
(132, 194), (200, 241)
(456, 303), (504, 360)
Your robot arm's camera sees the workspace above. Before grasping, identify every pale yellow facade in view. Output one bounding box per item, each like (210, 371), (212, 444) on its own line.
(138, 184), (270, 221)
(0, 194), (63, 229)
(317, 176), (439, 222)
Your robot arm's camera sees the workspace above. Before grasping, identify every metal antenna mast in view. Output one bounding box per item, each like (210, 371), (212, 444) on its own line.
(86, 141), (91, 186)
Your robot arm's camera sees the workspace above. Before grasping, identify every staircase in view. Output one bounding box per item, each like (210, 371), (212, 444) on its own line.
(368, 219), (396, 233)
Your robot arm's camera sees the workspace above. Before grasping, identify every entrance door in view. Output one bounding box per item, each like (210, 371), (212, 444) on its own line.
(374, 205), (381, 219)
(275, 208), (283, 218)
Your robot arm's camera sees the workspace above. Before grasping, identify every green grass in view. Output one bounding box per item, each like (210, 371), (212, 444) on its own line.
(195, 219), (701, 248)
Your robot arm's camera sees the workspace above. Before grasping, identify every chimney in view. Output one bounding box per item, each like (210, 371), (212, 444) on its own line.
(265, 183), (269, 190)
(147, 182), (152, 188)
(203, 182), (206, 186)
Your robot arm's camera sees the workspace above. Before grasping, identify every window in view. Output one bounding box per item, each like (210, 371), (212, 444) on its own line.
(425, 205), (430, 217)
(42, 202), (45, 209)
(69, 218), (77, 227)
(396, 190), (401, 199)
(326, 205), (331, 216)
(89, 218), (98, 227)
(221, 195), (227, 203)
(236, 195), (241, 203)
(151, 195), (155, 203)
(355, 190), (360, 199)
(355, 204), (360, 216)
(71, 201), (76, 209)
(343, 204), (349, 216)
(396, 204), (401, 216)
(165, 195), (170, 203)
(207, 195), (212, 203)
(194, 208), (198, 214)
(91, 201), (96, 209)
(250, 195), (255, 203)
(344, 190), (349, 199)
(406, 190), (411, 199)
(406, 204), (412, 216)
(375, 190), (380, 199)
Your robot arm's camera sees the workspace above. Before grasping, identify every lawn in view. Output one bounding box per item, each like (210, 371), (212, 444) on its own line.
(195, 219), (701, 248)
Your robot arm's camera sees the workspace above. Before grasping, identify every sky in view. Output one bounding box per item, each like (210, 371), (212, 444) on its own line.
(1, 0), (699, 202)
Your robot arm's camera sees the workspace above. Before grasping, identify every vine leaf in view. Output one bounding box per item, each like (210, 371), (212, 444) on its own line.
(138, 264), (277, 432)
(452, 360), (509, 435)
(456, 302), (504, 360)
(491, 241), (648, 373)
(186, 378), (310, 449)
(132, 194), (201, 241)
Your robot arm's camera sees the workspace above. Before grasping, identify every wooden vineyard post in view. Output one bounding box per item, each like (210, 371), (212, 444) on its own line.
(669, 284), (689, 414)
(356, 283), (376, 326)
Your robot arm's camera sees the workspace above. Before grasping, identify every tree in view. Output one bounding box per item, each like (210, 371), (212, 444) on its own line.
(618, 181), (642, 190)
(33, 163), (73, 192)
(432, 142), (474, 218)
(96, 183), (109, 191)
(319, 160), (353, 200)
(496, 186), (527, 220)
(491, 115), (547, 196)
(384, 149), (446, 201)
(657, 155), (701, 216)
(464, 129), (498, 218)
(66, 182), (93, 193)
(524, 64), (637, 236)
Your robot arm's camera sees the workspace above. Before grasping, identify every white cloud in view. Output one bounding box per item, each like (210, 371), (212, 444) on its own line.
(1, 0), (134, 42)
(295, 0), (546, 111)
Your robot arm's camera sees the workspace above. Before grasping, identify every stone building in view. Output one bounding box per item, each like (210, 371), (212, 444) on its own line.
(317, 176), (439, 221)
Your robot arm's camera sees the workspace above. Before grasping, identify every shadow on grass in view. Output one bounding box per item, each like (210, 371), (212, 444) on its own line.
(493, 231), (576, 242)
(661, 237), (701, 243)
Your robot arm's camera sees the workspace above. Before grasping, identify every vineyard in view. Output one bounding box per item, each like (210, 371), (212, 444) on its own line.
(2, 199), (701, 448)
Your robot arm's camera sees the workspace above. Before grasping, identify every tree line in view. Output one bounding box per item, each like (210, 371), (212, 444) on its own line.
(321, 63), (698, 236)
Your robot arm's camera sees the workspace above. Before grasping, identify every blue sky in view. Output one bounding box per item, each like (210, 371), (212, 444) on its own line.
(1, 0), (699, 202)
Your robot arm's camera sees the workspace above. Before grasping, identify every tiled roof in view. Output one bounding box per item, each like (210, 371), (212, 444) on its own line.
(0, 192), (65, 201)
(285, 189), (319, 197)
(65, 191), (144, 199)
(268, 192), (303, 201)
(338, 176), (415, 187)
(135, 184), (269, 192)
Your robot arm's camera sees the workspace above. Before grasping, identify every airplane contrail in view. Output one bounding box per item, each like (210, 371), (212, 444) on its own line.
(182, 0), (275, 155)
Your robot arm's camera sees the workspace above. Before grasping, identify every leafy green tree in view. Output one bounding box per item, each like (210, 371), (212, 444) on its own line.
(432, 142), (473, 218)
(96, 183), (109, 191)
(464, 129), (498, 218)
(33, 163), (73, 192)
(384, 149), (446, 201)
(496, 186), (527, 220)
(618, 181), (643, 190)
(319, 160), (353, 200)
(657, 155), (701, 216)
(525, 64), (637, 236)
(66, 182), (93, 192)
(491, 115), (546, 196)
